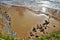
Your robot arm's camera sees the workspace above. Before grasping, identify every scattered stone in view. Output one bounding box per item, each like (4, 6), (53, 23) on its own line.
(46, 32), (48, 34)
(9, 22), (11, 25)
(5, 11), (7, 13)
(28, 37), (31, 39)
(43, 20), (50, 26)
(43, 31), (45, 34)
(32, 27), (36, 32)
(29, 19), (54, 38)
(45, 27), (47, 29)
(40, 29), (44, 32)
(9, 18), (11, 21)
(45, 20), (50, 24)
(39, 27), (43, 29)
(53, 25), (56, 27)
(7, 15), (9, 18)
(37, 24), (40, 29)
(35, 35), (39, 38)
(30, 32), (34, 36)
(39, 24), (43, 29)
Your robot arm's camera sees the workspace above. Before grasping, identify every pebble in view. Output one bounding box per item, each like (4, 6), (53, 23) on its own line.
(45, 20), (50, 24)
(39, 24), (43, 29)
(40, 29), (44, 32)
(5, 11), (7, 13)
(32, 27), (36, 32)
(9, 22), (11, 25)
(45, 27), (47, 29)
(37, 24), (40, 29)
(43, 20), (50, 26)
(9, 18), (11, 21)
(30, 32), (34, 36)
(53, 25), (56, 27)
(43, 31), (45, 34)
(35, 35), (39, 38)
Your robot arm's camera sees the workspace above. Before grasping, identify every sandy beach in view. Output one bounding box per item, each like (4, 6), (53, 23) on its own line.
(0, 4), (60, 39)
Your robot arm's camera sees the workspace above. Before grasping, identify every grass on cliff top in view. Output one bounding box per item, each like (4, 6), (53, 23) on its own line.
(35, 31), (60, 40)
(0, 31), (60, 40)
(0, 33), (20, 40)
